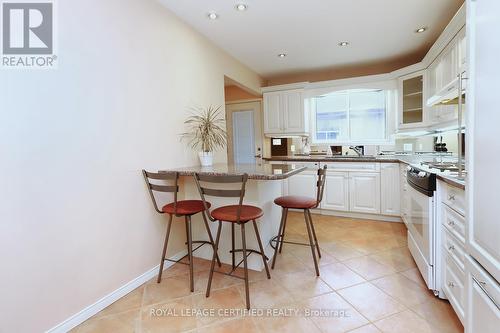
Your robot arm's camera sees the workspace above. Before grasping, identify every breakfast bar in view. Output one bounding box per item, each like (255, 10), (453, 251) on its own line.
(159, 162), (307, 270)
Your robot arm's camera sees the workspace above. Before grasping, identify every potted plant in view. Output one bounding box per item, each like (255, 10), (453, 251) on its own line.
(181, 105), (227, 166)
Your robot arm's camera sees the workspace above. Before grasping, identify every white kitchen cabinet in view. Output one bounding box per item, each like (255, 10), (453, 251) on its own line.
(466, 0), (500, 283)
(322, 172), (349, 211)
(398, 71), (427, 130)
(263, 92), (282, 133)
(263, 89), (308, 136)
(400, 164), (409, 225)
(440, 41), (458, 91)
(380, 163), (401, 216)
(457, 27), (466, 73)
(349, 173), (381, 214)
(287, 171), (316, 199)
(466, 255), (500, 333)
(426, 25), (466, 126)
(465, 1), (500, 331)
(282, 90), (306, 133)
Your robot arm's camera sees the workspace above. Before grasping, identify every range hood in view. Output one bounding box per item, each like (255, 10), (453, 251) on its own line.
(426, 77), (465, 106)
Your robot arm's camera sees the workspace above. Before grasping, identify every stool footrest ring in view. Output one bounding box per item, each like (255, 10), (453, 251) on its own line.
(270, 235), (311, 249)
(229, 249), (269, 261)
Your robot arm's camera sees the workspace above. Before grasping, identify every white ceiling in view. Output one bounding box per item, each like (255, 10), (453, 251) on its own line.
(159, 0), (463, 78)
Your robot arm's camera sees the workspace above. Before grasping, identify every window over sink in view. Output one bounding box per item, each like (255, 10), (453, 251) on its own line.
(311, 88), (392, 144)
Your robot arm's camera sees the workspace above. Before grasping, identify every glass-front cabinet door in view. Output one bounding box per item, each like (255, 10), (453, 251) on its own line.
(398, 71), (427, 130)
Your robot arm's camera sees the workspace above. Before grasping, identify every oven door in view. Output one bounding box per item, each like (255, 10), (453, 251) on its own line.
(406, 182), (433, 267)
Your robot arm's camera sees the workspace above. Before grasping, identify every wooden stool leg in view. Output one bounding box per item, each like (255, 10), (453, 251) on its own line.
(186, 216), (194, 292)
(278, 208), (289, 253)
(157, 214), (173, 283)
(271, 208), (286, 269)
(307, 210), (322, 258)
(252, 220), (271, 279)
(206, 221), (222, 297)
(201, 212), (222, 267)
(304, 209), (320, 276)
(231, 223), (236, 269)
(241, 223), (250, 309)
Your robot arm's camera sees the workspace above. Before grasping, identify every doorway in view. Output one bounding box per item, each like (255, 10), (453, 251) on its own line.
(226, 101), (263, 164)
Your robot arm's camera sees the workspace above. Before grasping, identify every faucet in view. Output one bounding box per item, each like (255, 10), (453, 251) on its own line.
(349, 146), (363, 156)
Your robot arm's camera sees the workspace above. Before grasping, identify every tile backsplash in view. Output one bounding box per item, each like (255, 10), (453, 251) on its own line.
(287, 130), (459, 156)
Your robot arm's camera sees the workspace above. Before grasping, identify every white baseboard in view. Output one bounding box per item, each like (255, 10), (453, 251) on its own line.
(46, 250), (188, 333)
(316, 209), (403, 223)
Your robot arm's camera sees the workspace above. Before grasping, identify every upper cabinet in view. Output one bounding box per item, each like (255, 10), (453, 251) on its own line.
(263, 89), (309, 136)
(426, 26), (466, 125)
(263, 92), (282, 133)
(397, 71), (427, 129)
(457, 27), (467, 74)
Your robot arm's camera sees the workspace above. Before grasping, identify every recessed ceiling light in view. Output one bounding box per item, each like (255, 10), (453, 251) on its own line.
(277, 53), (287, 58)
(415, 27), (427, 33)
(338, 41), (349, 47)
(235, 3), (248, 11)
(207, 12), (218, 20)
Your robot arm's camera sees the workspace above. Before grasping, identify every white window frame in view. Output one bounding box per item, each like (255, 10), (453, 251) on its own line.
(306, 79), (397, 145)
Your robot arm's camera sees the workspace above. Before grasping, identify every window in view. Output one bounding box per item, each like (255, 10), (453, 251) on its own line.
(312, 89), (387, 144)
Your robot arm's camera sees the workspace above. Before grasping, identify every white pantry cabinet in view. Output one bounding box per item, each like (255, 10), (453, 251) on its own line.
(322, 172), (349, 211)
(349, 173), (381, 214)
(380, 163), (401, 216)
(263, 89), (308, 136)
(465, 1), (500, 331)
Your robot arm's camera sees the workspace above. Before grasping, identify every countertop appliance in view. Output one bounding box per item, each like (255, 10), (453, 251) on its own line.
(406, 165), (443, 297)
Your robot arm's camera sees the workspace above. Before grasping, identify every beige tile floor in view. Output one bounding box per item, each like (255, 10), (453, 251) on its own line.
(71, 212), (463, 333)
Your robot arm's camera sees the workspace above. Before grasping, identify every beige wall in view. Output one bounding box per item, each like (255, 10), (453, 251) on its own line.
(224, 85), (261, 102)
(0, 1), (262, 332)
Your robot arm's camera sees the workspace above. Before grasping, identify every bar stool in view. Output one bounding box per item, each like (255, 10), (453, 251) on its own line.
(142, 170), (221, 292)
(193, 173), (271, 309)
(271, 165), (327, 276)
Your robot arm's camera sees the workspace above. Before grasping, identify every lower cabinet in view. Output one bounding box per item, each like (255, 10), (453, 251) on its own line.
(349, 173), (381, 214)
(400, 164), (409, 224)
(321, 170), (381, 214)
(285, 162), (400, 218)
(381, 163), (401, 216)
(322, 172), (349, 211)
(466, 255), (500, 333)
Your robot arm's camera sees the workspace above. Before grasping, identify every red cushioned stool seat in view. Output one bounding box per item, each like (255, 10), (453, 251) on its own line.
(211, 205), (263, 222)
(162, 200), (211, 215)
(274, 196), (317, 209)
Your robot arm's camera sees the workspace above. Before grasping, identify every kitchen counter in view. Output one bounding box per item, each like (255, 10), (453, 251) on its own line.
(265, 155), (466, 190)
(159, 163), (306, 180)
(157, 162), (307, 271)
(263, 155), (401, 163)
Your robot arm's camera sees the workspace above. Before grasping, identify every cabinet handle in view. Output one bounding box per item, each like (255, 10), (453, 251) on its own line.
(448, 194), (456, 201)
(448, 281), (455, 288)
(448, 245), (455, 251)
(447, 220), (455, 226)
(478, 281), (487, 287)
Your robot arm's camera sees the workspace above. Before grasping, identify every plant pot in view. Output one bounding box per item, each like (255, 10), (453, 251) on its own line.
(198, 152), (214, 166)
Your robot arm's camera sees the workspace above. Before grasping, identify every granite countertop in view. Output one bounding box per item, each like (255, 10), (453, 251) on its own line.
(159, 163), (307, 180)
(263, 155), (400, 163)
(264, 155), (466, 189)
